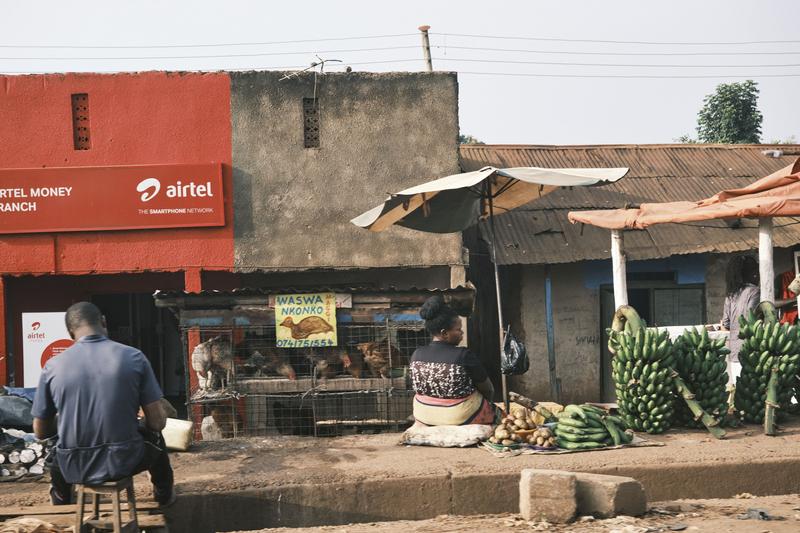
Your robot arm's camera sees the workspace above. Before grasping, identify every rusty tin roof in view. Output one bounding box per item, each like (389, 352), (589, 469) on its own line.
(460, 144), (800, 265)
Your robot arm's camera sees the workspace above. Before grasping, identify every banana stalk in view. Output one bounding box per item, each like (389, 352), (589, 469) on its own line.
(764, 367), (780, 436)
(611, 305), (645, 334)
(673, 374), (726, 439)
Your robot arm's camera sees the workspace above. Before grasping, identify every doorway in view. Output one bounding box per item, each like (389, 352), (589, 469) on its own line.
(91, 293), (185, 415)
(599, 280), (705, 402)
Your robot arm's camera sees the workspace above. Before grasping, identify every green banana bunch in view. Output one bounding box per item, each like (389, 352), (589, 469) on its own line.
(673, 326), (730, 427)
(608, 306), (676, 434)
(554, 404), (633, 450)
(734, 304), (800, 423)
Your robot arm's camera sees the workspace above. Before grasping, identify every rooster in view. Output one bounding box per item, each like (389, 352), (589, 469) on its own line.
(340, 349), (364, 379)
(306, 349), (364, 380)
(238, 340), (297, 380)
(356, 341), (408, 378)
(191, 336), (233, 391)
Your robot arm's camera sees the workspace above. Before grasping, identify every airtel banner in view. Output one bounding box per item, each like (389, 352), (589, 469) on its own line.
(22, 312), (74, 387)
(0, 163), (224, 234)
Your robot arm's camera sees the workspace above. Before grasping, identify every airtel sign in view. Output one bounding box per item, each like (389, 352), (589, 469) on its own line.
(0, 163), (225, 234)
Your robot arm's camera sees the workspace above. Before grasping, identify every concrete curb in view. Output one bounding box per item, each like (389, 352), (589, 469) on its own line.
(164, 457), (800, 532)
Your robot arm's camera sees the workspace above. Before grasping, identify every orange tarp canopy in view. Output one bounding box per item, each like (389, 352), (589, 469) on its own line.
(569, 159), (800, 230)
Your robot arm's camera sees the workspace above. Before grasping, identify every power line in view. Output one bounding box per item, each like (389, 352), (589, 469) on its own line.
(454, 71), (800, 79)
(433, 57), (800, 68)
(434, 45), (800, 57)
(0, 45), (421, 61)
(435, 32), (800, 46)
(0, 33), (418, 49)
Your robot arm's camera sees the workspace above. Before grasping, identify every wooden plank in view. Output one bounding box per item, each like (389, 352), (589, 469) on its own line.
(234, 376), (409, 394)
(0, 501), (160, 517)
(316, 419), (410, 426)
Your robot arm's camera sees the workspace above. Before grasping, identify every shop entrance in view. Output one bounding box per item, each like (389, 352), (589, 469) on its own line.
(91, 293), (184, 412)
(599, 277), (706, 402)
(4, 272), (185, 412)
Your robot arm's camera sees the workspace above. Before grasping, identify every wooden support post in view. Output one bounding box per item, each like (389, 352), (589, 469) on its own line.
(759, 218), (775, 303)
(611, 230), (628, 309)
(544, 266), (561, 403)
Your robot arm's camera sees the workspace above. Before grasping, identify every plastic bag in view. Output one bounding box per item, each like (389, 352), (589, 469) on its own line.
(0, 396), (33, 429)
(501, 326), (529, 375)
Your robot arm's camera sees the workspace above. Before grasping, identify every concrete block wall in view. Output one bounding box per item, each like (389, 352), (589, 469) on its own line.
(511, 263), (601, 403)
(230, 71), (463, 272)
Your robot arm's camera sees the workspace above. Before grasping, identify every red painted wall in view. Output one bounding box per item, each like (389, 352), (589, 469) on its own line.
(0, 72), (234, 274)
(0, 72), (234, 384)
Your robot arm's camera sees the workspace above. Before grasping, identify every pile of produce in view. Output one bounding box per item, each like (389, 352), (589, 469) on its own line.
(672, 326), (730, 426)
(734, 303), (800, 423)
(607, 306), (676, 434)
(554, 404), (632, 449)
(488, 411), (557, 448)
(0, 431), (50, 479)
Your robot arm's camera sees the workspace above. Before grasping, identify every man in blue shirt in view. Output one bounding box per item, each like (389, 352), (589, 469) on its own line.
(32, 302), (175, 506)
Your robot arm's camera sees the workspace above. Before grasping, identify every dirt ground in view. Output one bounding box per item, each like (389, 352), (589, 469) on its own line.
(1, 417), (799, 508)
(240, 495), (800, 533)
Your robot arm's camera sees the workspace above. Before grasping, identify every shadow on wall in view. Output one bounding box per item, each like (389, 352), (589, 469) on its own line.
(232, 167), (255, 240)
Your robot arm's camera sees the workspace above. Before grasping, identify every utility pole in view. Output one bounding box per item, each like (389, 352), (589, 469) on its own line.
(418, 25), (433, 71)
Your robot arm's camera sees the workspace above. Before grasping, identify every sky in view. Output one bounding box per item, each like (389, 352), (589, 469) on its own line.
(2, 0), (798, 145)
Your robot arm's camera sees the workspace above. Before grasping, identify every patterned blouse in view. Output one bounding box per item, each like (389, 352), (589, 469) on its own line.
(410, 341), (488, 399)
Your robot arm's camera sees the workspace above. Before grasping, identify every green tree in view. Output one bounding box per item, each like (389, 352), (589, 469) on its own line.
(458, 134), (484, 144)
(696, 80), (762, 144)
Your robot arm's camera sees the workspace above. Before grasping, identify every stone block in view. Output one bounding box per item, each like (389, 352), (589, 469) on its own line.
(451, 473), (518, 515)
(574, 472), (647, 518)
(519, 469), (577, 523)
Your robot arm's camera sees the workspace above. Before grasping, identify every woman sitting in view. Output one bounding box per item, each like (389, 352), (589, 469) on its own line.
(410, 296), (500, 426)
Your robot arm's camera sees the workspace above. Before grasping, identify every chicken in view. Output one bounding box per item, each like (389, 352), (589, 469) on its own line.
(356, 341), (408, 378)
(191, 336), (233, 391)
(237, 340), (297, 380)
(210, 406), (244, 439)
(340, 349), (364, 379)
(306, 349), (360, 380)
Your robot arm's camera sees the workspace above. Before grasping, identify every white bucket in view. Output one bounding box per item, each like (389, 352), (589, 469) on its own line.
(163, 418), (194, 452)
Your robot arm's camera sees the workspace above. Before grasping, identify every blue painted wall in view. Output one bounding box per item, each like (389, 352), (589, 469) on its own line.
(582, 255), (707, 289)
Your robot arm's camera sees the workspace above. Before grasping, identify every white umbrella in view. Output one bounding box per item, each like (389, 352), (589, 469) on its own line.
(352, 165), (629, 409)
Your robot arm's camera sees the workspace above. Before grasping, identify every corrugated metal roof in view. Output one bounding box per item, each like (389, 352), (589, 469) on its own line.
(154, 284), (475, 299)
(465, 145), (800, 265)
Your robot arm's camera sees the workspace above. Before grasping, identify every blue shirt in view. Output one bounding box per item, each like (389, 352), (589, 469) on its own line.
(32, 335), (163, 484)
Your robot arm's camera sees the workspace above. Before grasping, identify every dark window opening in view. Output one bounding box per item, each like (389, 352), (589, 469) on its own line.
(71, 93), (91, 150)
(303, 97), (320, 148)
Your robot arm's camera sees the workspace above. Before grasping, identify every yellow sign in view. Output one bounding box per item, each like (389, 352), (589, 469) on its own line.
(275, 292), (338, 348)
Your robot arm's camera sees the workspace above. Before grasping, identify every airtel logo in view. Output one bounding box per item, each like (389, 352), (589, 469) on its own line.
(136, 177), (214, 202)
(136, 178), (161, 202)
(31, 321), (41, 331)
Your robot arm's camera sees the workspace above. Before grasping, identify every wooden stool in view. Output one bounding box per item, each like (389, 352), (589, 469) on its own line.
(75, 477), (139, 533)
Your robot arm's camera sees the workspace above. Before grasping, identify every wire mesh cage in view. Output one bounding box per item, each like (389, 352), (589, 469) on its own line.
(184, 321), (428, 438)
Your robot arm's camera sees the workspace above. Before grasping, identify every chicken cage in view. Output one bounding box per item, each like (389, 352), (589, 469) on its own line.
(184, 320), (429, 438)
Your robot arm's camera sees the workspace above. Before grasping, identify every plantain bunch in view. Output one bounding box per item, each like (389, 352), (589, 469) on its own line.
(672, 327), (730, 427)
(734, 304), (800, 423)
(608, 307), (676, 434)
